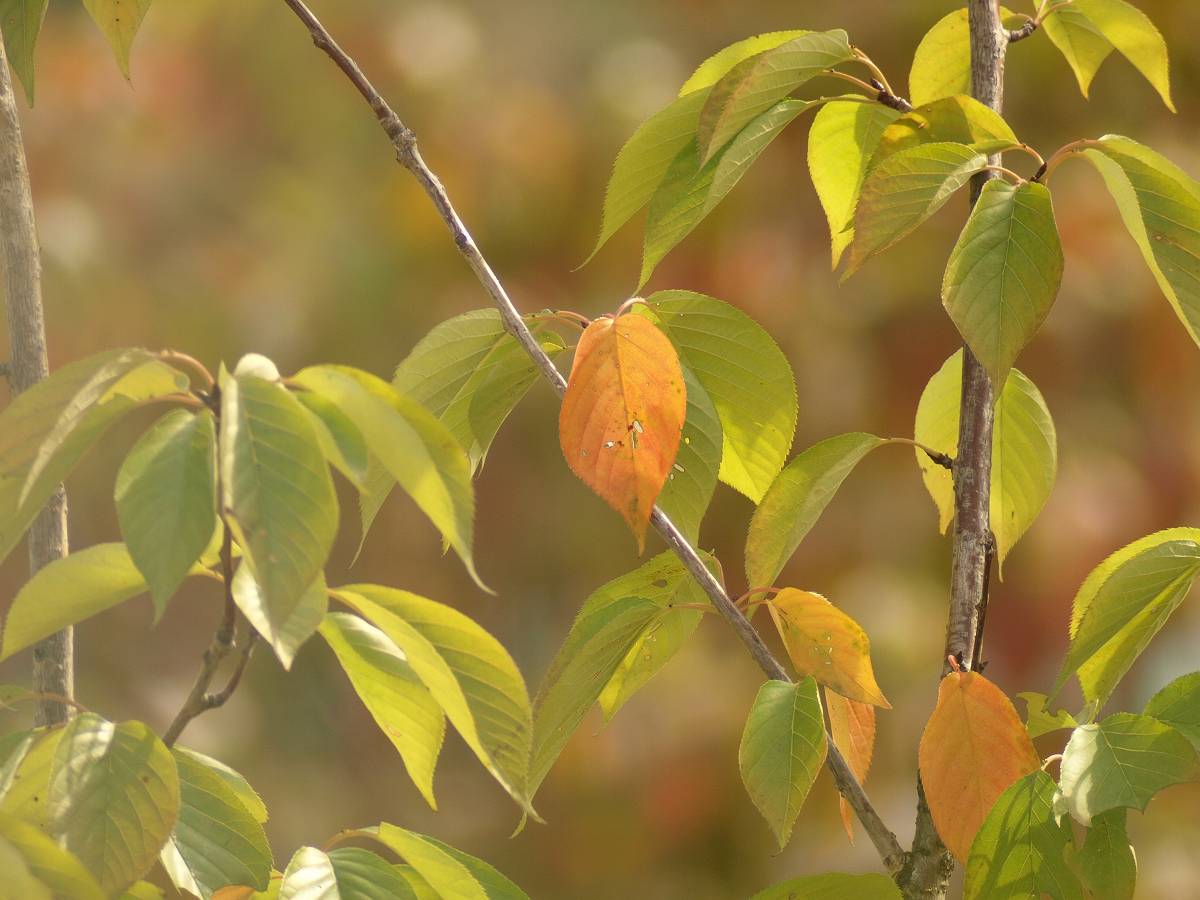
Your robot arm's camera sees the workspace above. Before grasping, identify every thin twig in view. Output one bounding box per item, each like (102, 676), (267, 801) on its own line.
(160, 350), (216, 391)
(278, 0), (907, 874)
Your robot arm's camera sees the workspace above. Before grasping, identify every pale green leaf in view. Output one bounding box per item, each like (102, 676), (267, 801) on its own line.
(0, 811), (105, 900)
(942, 179), (1064, 391)
(642, 291), (796, 502)
(0, 834), (50, 900)
(373, 827), (529, 900)
(908, 7), (1027, 107)
(1056, 528), (1200, 705)
(81, 0), (152, 79)
(329, 847), (429, 900)
(873, 95), (1020, 170)
(333, 585), (533, 813)
(0, 726), (63, 823)
(1057, 713), (1199, 825)
(678, 31), (809, 97)
(914, 349), (1057, 569)
(0, 0), (48, 103)
(1071, 0), (1173, 110)
(1144, 671), (1200, 750)
(296, 390), (369, 490)
(220, 373), (338, 644)
(808, 100), (901, 267)
(1079, 809), (1136, 900)
(120, 882), (165, 900)
(964, 771), (1083, 900)
(278, 847), (336, 900)
(739, 678), (826, 849)
(696, 30), (852, 163)
(751, 873), (901, 900)
(745, 432), (885, 587)
(1041, 5), (1115, 98)
(161, 748), (272, 898)
(233, 562), (327, 671)
(319, 612), (445, 809)
(116, 408), (217, 617)
(653, 365), (721, 544)
(1018, 691), (1079, 739)
(844, 142), (988, 277)
(173, 747), (267, 824)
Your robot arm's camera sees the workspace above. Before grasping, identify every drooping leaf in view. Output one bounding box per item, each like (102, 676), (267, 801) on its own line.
(371, 825), (529, 900)
(81, 0), (152, 79)
(559, 313), (685, 551)
(0, 726), (64, 823)
(319, 612), (445, 809)
(1144, 671), (1200, 750)
(808, 100), (901, 267)
(678, 30), (809, 97)
(160, 748), (272, 898)
(1041, 5), (1115, 98)
(292, 365), (482, 588)
(942, 179), (1064, 391)
(0, 0), (48, 103)
(1079, 808), (1137, 900)
(46, 714), (180, 894)
(914, 349), (1057, 569)
(295, 390), (369, 490)
(597, 599), (704, 723)
(642, 291), (796, 502)
(329, 847), (431, 900)
(232, 563), (327, 671)
(918, 670), (1041, 862)
(825, 690), (875, 843)
(1082, 136), (1200, 350)
(963, 771), (1083, 900)
(768, 589), (890, 708)
(873, 95), (1020, 170)
(220, 372), (338, 641)
(696, 30), (853, 162)
(173, 748), (267, 825)
(0, 812), (105, 900)
(115, 408), (217, 617)
(1018, 691), (1079, 739)
(744, 432), (885, 586)
(1055, 528), (1200, 705)
(333, 585), (534, 813)
(907, 8), (1026, 107)
(1057, 713), (1198, 825)
(1069, 0), (1173, 110)
(750, 873), (901, 900)
(738, 678), (826, 850)
(844, 142), (988, 278)
(652, 365), (721, 544)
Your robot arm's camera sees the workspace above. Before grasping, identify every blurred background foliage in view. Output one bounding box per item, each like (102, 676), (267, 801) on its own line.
(2, 1), (1199, 896)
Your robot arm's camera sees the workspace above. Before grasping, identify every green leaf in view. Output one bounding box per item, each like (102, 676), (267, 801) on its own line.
(372, 826), (529, 900)
(220, 372), (338, 644)
(0, 349), (188, 566)
(907, 7), (1026, 107)
(751, 873), (901, 900)
(678, 31), (809, 97)
(653, 365), (721, 544)
(46, 714), (180, 894)
(0, 726), (64, 823)
(745, 432), (885, 587)
(160, 747), (272, 898)
(639, 98), (817, 286)
(1057, 713), (1199, 825)
(233, 564), (327, 670)
(1082, 136), (1200, 350)
(0, 833), (51, 900)
(81, 0), (152, 79)
(808, 100), (901, 268)
(0, 0), (48, 103)
(696, 30), (852, 163)
(173, 747), (267, 824)
(116, 408), (217, 617)
(1018, 691), (1079, 739)
(120, 883), (165, 900)
(292, 366), (482, 590)
(942, 179), (1064, 391)
(319, 612), (445, 809)
(1056, 528), (1200, 705)
(739, 678), (826, 849)
(332, 585), (534, 813)
(1144, 671), (1200, 750)
(1079, 809), (1137, 900)
(873, 95), (1020, 169)
(641, 291), (796, 502)
(1070, 0), (1173, 110)
(0, 811), (105, 900)
(328, 847), (430, 900)
(295, 390), (369, 490)
(1041, 5), (1115, 98)
(914, 349), (1057, 570)
(844, 142), (988, 278)
(964, 771), (1083, 900)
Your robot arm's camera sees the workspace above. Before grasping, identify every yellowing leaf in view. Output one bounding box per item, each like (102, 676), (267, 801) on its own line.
(559, 314), (685, 551)
(825, 690), (876, 844)
(81, 0), (152, 79)
(1070, 0), (1174, 111)
(768, 589), (890, 708)
(918, 670), (1041, 862)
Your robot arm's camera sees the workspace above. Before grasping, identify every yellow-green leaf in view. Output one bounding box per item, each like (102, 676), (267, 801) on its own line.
(232, 565), (327, 670)
(1070, 0), (1173, 110)
(0, 0), (48, 103)
(81, 0), (152, 79)
(908, 7), (1025, 107)
(1041, 5), (1115, 98)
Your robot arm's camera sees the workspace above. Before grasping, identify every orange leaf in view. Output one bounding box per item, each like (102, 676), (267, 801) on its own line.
(826, 689), (876, 843)
(559, 313), (686, 551)
(918, 670), (1041, 862)
(767, 588), (891, 708)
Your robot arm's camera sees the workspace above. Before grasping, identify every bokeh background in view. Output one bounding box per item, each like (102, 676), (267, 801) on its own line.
(2, 1), (1199, 896)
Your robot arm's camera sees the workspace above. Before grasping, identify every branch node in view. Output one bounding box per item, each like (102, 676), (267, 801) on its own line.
(1008, 20), (1039, 42)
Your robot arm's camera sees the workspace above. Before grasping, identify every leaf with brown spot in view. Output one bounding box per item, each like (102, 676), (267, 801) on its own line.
(918, 671), (1041, 862)
(826, 689), (876, 843)
(559, 313), (686, 551)
(767, 589), (890, 708)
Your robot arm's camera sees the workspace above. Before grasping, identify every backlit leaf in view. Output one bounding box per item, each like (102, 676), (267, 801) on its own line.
(914, 349), (1057, 569)
(873, 96), (1020, 169)
(372, 825), (529, 900)
(652, 365), (721, 544)
(0, 812), (104, 900)
(1057, 713), (1198, 825)
(1041, 5), (1115, 98)
(744, 432), (885, 587)
(81, 0), (152, 79)
(1144, 671), (1200, 750)
(1079, 809), (1136, 900)
(1018, 691), (1079, 739)
(295, 390), (369, 490)
(678, 31), (808, 97)
(232, 563), (327, 671)
(908, 8), (1025, 107)
(329, 847), (429, 900)
(825, 690), (875, 843)
(1070, 0), (1173, 110)
(918, 671), (1041, 862)
(738, 678), (826, 850)
(0, 0), (48, 103)
(559, 313), (685, 551)
(751, 873), (900, 900)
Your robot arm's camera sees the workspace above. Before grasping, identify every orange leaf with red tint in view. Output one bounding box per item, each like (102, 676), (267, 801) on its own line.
(918, 670), (1041, 862)
(826, 689), (876, 843)
(559, 313), (686, 551)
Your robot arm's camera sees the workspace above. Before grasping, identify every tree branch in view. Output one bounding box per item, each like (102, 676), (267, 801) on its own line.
(0, 41), (73, 728)
(277, 0), (906, 875)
